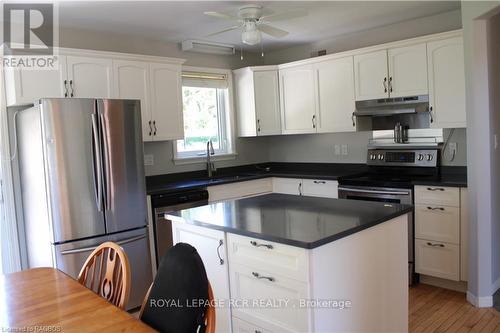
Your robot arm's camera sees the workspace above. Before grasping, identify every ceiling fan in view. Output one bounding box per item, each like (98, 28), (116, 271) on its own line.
(204, 5), (307, 46)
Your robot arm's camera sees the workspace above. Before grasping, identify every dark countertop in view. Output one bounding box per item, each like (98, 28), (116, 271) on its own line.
(146, 163), (467, 195)
(166, 193), (413, 249)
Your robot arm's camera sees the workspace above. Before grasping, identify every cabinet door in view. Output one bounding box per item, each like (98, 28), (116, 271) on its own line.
(301, 179), (338, 198)
(427, 37), (466, 128)
(415, 239), (460, 281)
(353, 50), (389, 101)
(315, 57), (356, 133)
(388, 43), (428, 98)
(113, 60), (152, 141)
(208, 179), (273, 203)
(254, 70), (281, 136)
(171, 221), (232, 333)
(279, 65), (316, 134)
(149, 63), (184, 141)
(66, 56), (113, 98)
(4, 56), (66, 106)
(272, 178), (302, 195)
(460, 188), (468, 281)
(415, 205), (460, 244)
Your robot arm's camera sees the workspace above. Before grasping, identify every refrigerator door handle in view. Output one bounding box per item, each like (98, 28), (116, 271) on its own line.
(91, 114), (103, 212)
(60, 234), (147, 255)
(98, 104), (111, 211)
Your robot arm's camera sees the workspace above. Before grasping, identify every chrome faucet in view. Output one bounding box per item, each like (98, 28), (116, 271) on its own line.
(206, 140), (216, 178)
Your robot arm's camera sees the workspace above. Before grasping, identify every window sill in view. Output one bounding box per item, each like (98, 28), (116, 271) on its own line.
(172, 153), (238, 165)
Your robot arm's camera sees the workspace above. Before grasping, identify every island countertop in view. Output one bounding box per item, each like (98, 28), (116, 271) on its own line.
(166, 193), (412, 249)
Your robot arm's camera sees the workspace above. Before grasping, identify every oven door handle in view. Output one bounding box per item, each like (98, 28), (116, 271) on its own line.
(338, 186), (411, 196)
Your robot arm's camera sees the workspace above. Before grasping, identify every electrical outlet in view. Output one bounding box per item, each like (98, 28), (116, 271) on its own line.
(334, 145), (341, 155)
(144, 154), (154, 166)
(341, 144), (348, 156)
(448, 142), (457, 156)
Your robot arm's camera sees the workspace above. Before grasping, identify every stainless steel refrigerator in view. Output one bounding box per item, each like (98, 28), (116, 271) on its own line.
(16, 98), (152, 310)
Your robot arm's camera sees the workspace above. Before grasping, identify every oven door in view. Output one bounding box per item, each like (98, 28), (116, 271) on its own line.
(338, 185), (415, 285)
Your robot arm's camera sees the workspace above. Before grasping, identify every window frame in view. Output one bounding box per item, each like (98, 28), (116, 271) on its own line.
(173, 66), (236, 164)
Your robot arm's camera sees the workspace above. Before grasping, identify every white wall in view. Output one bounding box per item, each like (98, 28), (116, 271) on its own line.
(461, 0), (500, 307)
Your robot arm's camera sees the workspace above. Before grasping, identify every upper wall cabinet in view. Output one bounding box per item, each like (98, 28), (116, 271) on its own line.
(314, 56), (356, 133)
(427, 37), (466, 128)
(113, 60), (152, 141)
(234, 67), (281, 137)
(66, 56), (113, 98)
(354, 43), (428, 101)
(279, 64), (317, 134)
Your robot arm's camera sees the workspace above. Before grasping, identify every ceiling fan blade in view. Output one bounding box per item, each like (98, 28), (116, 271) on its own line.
(205, 25), (242, 38)
(204, 11), (237, 20)
(258, 24), (289, 38)
(260, 10), (307, 22)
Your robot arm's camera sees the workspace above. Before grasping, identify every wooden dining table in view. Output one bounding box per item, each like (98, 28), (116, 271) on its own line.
(0, 267), (156, 332)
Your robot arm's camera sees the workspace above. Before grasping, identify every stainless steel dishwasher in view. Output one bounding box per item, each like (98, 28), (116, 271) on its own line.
(150, 189), (209, 267)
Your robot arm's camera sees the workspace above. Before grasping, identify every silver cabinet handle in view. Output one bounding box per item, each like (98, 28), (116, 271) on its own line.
(153, 120), (157, 136)
(427, 207), (445, 211)
(389, 76), (393, 93)
(429, 106), (434, 123)
(252, 272), (275, 282)
(257, 119), (261, 133)
(298, 182), (303, 195)
(217, 239), (224, 265)
(426, 242), (444, 248)
(250, 241), (273, 249)
(426, 187), (444, 191)
(351, 112), (356, 127)
(148, 120), (152, 136)
(312, 115), (316, 129)
(60, 234), (146, 255)
(69, 80), (74, 97)
(63, 80), (68, 97)
(313, 180), (326, 184)
(383, 77), (387, 93)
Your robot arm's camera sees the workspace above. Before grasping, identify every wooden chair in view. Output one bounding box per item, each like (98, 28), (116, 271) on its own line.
(77, 241), (131, 310)
(139, 281), (216, 333)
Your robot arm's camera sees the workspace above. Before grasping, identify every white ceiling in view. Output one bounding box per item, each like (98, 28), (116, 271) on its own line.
(58, 1), (461, 51)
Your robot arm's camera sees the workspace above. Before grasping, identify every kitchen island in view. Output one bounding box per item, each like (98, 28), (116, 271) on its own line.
(166, 194), (412, 333)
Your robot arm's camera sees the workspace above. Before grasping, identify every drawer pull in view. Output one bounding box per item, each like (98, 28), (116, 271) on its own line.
(255, 331), (262, 333)
(426, 242), (445, 247)
(427, 207), (445, 211)
(252, 272), (275, 282)
(427, 187), (445, 191)
(313, 180), (326, 184)
(250, 241), (273, 249)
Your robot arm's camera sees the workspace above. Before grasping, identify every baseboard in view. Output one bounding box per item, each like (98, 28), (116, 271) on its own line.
(419, 274), (467, 293)
(467, 291), (493, 307)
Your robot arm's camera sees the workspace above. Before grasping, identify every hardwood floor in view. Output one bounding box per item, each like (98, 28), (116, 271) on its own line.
(410, 283), (500, 332)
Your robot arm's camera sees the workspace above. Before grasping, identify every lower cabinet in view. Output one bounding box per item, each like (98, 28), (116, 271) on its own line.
(415, 239), (460, 281)
(208, 179), (273, 203)
(301, 179), (338, 198)
(171, 221), (232, 333)
(232, 316), (269, 333)
(272, 178), (302, 195)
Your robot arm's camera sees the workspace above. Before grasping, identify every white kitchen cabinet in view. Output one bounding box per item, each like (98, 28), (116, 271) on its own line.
(415, 205), (460, 244)
(234, 67), (281, 137)
(232, 317), (270, 333)
(279, 65), (317, 134)
(272, 178), (303, 195)
(149, 63), (184, 141)
(353, 50), (388, 101)
(171, 221), (232, 333)
(66, 56), (113, 98)
(415, 239), (460, 281)
(314, 57), (356, 133)
(460, 188), (468, 281)
(4, 57), (67, 105)
(387, 43), (428, 98)
(414, 185), (460, 206)
(301, 179), (338, 198)
(427, 36), (466, 128)
(208, 178), (273, 203)
(113, 60), (152, 141)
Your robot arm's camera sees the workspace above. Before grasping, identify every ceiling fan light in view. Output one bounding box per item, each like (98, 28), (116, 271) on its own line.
(242, 29), (261, 45)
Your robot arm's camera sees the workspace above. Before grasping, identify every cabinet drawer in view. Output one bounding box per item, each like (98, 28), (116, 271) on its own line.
(415, 205), (460, 244)
(232, 316), (270, 333)
(414, 186), (460, 206)
(229, 263), (309, 333)
(415, 239), (460, 281)
(301, 179), (338, 198)
(208, 178), (272, 202)
(227, 233), (308, 283)
(272, 177), (302, 195)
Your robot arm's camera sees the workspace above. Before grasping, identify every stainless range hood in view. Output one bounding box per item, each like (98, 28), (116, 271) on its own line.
(354, 95), (431, 131)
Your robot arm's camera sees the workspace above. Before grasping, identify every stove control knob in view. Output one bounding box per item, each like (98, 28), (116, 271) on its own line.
(427, 154), (434, 161)
(417, 154), (425, 161)
(378, 154), (384, 160)
(370, 154), (376, 160)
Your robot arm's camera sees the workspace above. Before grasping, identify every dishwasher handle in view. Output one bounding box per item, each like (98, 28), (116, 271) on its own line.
(338, 186), (411, 196)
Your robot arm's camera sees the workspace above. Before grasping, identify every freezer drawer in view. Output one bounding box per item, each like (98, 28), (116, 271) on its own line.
(54, 227), (152, 310)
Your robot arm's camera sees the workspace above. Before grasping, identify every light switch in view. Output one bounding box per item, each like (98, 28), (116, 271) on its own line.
(144, 154), (154, 166)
